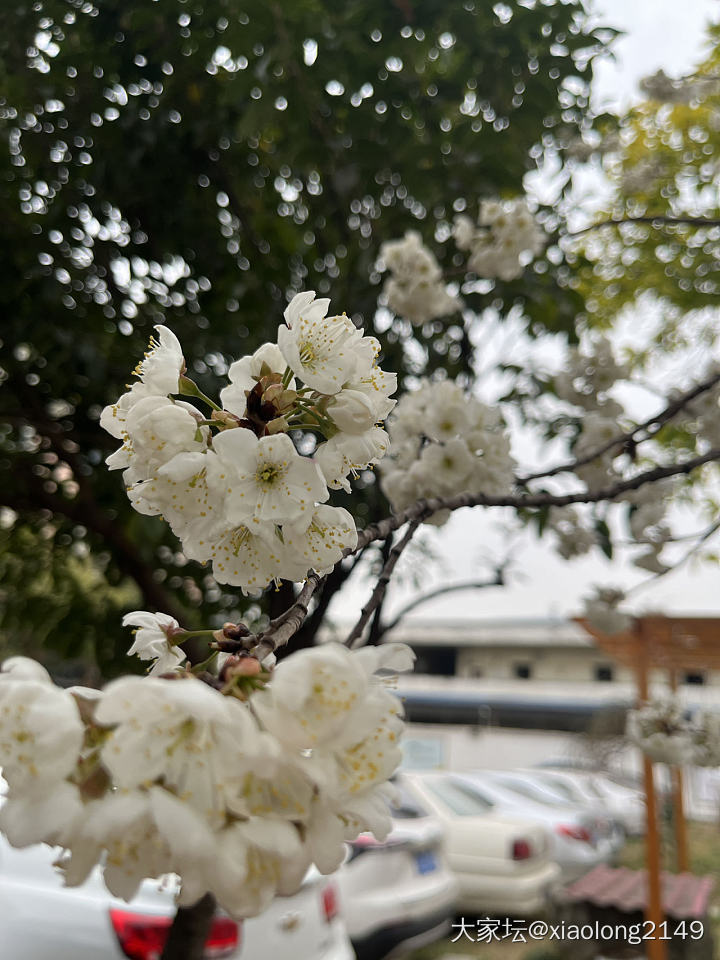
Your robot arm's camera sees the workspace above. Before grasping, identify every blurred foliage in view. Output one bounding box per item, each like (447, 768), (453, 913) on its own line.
(0, 0), (614, 674)
(572, 22), (720, 344)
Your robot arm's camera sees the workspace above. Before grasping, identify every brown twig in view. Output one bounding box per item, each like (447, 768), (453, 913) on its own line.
(345, 519), (422, 649)
(160, 893), (216, 960)
(249, 445), (720, 655)
(626, 519), (720, 597)
(519, 368), (720, 485)
(251, 572), (326, 660)
(377, 570), (506, 637)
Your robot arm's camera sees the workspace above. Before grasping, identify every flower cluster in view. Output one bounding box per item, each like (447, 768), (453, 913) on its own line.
(379, 379), (514, 526)
(583, 586), (632, 636)
(379, 231), (461, 325)
(627, 698), (696, 765)
(101, 292), (396, 593)
(453, 198), (545, 281)
(0, 641), (414, 917)
(627, 698), (720, 768)
(543, 336), (678, 575)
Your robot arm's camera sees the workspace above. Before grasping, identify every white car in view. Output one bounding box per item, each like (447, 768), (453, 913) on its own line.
(534, 768), (646, 837)
(484, 770), (625, 859)
(0, 823), (355, 960)
(455, 772), (616, 883)
(337, 781), (457, 959)
(399, 772), (559, 916)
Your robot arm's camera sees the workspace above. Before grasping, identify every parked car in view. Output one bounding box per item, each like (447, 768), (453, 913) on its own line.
(500, 769), (626, 853)
(538, 767), (646, 836)
(399, 772), (559, 916)
(528, 768), (645, 837)
(455, 771), (617, 883)
(0, 814), (355, 960)
(337, 780), (456, 960)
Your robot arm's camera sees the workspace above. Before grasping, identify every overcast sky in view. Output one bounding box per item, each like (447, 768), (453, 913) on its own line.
(327, 0), (720, 630)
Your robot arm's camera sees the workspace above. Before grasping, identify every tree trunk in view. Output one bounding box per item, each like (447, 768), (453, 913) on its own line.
(160, 894), (216, 960)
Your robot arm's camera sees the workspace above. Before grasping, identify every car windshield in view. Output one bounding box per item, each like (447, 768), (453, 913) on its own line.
(424, 778), (495, 816)
(536, 777), (579, 802)
(585, 779), (606, 799)
(493, 778), (563, 806)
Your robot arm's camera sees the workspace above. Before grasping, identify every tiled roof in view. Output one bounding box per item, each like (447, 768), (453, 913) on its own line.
(563, 865), (714, 919)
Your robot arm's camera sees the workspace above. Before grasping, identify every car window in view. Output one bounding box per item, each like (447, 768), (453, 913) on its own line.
(424, 779), (495, 816)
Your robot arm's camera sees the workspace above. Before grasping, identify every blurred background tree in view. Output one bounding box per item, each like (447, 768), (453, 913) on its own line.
(0, 0), (614, 675)
(572, 22), (720, 346)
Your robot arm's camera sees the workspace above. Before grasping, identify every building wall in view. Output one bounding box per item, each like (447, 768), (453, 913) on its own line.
(447, 644), (719, 687)
(455, 645), (636, 684)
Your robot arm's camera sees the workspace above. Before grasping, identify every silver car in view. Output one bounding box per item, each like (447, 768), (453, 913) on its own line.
(455, 771), (617, 882)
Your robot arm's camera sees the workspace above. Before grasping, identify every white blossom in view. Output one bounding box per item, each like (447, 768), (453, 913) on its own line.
(379, 231), (460, 325)
(123, 610), (187, 675)
(315, 427), (390, 492)
(105, 396), (207, 487)
(454, 198), (545, 281)
(583, 586), (633, 636)
(196, 522), (287, 594)
(0, 673), (83, 795)
(627, 698), (695, 765)
(0, 639), (413, 921)
(133, 325), (185, 396)
(96, 675), (265, 829)
(380, 378), (514, 524)
(277, 291), (360, 393)
(99, 325), (185, 439)
(206, 428), (328, 532)
(327, 388), (380, 434)
(129, 450), (214, 540)
(633, 546), (670, 575)
(281, 505), (358, 578)
(573, 412), (621, 489)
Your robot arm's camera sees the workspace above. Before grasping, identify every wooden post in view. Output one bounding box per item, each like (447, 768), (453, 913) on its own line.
(669, 669), (690, 873)
(637, 621), (668, 960)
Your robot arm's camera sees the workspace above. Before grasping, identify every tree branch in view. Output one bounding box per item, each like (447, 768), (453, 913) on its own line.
(251, 572), (326, 661)
(247, 444), (720, 656)
(160, 894), (215, 960)
(378, 571), (506, 637)
(519, 368), (720, 485)
(345, 520), (421, 648)
(626, 520), (720, 596)
(566, 215), (720, 238)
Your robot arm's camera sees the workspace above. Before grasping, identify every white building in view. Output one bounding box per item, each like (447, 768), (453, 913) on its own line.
(374, 617), (718, 688)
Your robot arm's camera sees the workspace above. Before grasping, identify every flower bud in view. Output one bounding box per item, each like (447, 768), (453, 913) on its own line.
(327, 389), (378, 434)
(219, 654), (262, 682)
(222, 621), (251, 640)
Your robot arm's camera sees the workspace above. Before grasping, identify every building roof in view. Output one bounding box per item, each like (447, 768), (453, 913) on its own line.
(564, 865), (715, 919)
(372, 617), (593, 649)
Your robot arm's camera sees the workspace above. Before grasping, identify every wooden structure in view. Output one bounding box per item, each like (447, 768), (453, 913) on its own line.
(576, 616), (720, 960)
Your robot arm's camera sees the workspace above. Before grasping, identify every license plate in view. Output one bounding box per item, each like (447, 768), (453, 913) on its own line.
(415, 850), (437, 874)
